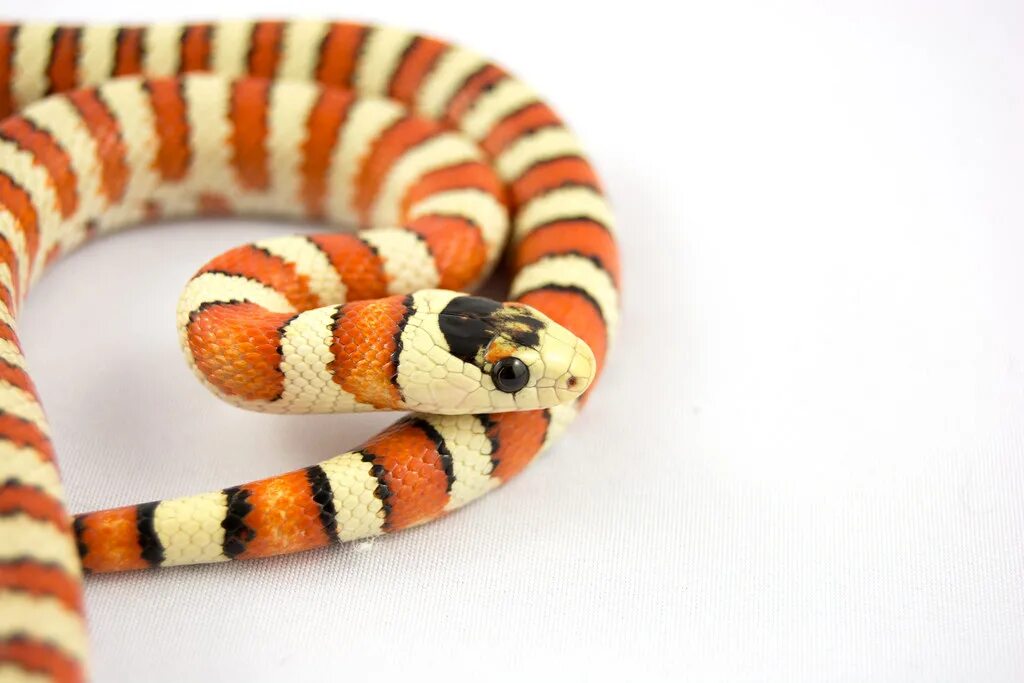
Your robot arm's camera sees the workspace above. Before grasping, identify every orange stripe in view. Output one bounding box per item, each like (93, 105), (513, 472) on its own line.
(0, 484), (67, 528)
(0, 117), (77, 218)
(234, 470), (332, 560)
(0, 321), (18, 345)
(66, 89), (129, 205)
(143, 199), (161, 221)
(515, 220), (620, 283)
(44, 244), (61, 269)
(510, 156), (602, 206)
(445, 64), (506, 124)
(399, 160), (506, 218)
(0, 637), (83, 683)
(361, 420), (451, 530)
(518, 287), (608, 374)
(197, 192), (231, 215)
(487, 410), (548, 481)
(0, 560), (83, 612)
(229, 78), (271, 190)
(0, 413), (49, 462)
(300, 88), (355, 217)
(308, 234), (389, 301)
(354, 116), (440, 220)
(0, 274), (13, 314)
(113, 27), (144, 76)
(405, 215), (486, 290)
(201, 244), (320, 309)
(179, 24), (212, 72)
(145, 78), (190, 181)
(77, 506), (147, 573)
(46, 27), (80, 95)
(315, 23), (366, 88)
(388, 36), (446, 105)
(481, 102), (562, 157)
(186, 302), (290, 402)
(0, 275), (13, 315)
(0, 171), (39, 265)
(330, 296), (407, 408)
(0, 24), (15, 118)
(0, 358), (35, 395)
(247, 21), (284, 78)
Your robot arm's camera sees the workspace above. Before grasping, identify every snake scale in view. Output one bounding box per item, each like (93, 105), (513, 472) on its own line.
(0, 19), (619, 682)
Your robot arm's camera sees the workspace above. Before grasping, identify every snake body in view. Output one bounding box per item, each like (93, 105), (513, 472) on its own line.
(0, 20), (619, 682)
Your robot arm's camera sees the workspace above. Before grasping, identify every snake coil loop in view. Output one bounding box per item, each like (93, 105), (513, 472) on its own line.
(0, 20), (619, 681)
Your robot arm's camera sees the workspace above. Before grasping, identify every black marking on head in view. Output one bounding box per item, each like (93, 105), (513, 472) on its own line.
(389, 295), (416, 397)
(135, 501), (164, 567)
(438, 296), (500, 364)
(305, 465), (340, 544)
(408, 417), (456, 492)
(221, 486), (255, 559)
(438, 296), (544, 366)
(359, 451), (393, 528)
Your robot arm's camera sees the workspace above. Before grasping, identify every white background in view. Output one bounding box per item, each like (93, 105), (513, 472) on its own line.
(6, 1), (1024, 680)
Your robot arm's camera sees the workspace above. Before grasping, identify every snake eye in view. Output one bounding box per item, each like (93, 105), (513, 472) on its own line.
(491, 357), (529, 393)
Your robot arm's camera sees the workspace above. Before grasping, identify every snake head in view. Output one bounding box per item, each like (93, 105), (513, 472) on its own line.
(399, 290), (596, 414)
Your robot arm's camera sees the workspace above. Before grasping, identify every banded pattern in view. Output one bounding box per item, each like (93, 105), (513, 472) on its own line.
(0, 20), (619, 682)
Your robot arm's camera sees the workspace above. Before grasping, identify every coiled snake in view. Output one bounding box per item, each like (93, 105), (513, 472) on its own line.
(0, 20), (619, 681)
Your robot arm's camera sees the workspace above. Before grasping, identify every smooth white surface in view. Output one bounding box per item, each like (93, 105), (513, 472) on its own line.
(8, 1), (1024, 681)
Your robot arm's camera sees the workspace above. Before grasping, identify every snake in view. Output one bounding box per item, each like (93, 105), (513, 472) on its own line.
(0, 19), (619, 682)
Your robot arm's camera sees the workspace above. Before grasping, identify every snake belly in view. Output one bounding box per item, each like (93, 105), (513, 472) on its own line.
(0, 20), (620, 682)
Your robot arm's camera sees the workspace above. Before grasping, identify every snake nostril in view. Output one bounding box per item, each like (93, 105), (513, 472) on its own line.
(566, 375), (579, 390)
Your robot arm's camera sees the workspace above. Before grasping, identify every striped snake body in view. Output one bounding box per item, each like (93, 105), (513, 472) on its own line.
(0, 20), (619, 681)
